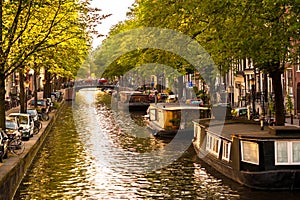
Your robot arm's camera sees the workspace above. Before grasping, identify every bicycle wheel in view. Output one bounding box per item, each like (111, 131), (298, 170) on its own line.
(10, 138), (25, 155)
(33, 121), (41, 134)
(33, 125), (39, 135)
(41, 113), (49, 121)
(39, 121), (42, 130)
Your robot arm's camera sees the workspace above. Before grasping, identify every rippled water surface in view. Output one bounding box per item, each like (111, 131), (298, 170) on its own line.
(15, 89), (300, 199)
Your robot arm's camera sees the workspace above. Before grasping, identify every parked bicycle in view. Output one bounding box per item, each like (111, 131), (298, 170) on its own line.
(38, 111), (49, 121)
(6, 133), (25, 156)
(0, 130), (9, 162)
(33, 120), (42, 134)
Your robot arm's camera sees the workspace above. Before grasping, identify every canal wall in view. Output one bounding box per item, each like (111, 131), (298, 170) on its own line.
(0, 101), (66, 200)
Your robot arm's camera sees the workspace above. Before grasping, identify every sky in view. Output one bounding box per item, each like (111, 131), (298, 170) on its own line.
(91, 0), (136, 48)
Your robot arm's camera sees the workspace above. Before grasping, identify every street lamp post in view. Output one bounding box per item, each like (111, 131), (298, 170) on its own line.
(24, 80), (30, 111)
(42, 79), (46, 89)
(42, 79), (46, 98)
(251, 78), (256, 117)
(260, 92), (265, 130)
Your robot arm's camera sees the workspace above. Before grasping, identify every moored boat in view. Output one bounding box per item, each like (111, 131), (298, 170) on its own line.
(192, 119), (300, 190)
(117, 91), (150, 111)
(147, 103), (210, 137)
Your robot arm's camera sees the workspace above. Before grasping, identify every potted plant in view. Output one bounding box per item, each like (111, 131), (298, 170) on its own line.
(169, 118), (180, 128)
(286, 95), (294, 124)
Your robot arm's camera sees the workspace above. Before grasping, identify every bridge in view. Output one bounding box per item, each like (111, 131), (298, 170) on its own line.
(65, 84), (116, 100)
(73, 84), (116, 92)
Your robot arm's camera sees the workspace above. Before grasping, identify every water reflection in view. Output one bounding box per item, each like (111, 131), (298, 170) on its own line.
(14, 89), (300, 199)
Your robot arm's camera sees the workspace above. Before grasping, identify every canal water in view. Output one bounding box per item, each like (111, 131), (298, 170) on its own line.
(14, 89), (300, 199)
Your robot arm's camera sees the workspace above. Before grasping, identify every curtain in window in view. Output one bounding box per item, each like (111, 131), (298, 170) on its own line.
(277, 142), (288, 163)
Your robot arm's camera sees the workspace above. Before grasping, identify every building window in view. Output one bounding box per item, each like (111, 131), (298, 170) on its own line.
(241, 141), (259, 165)
(296, 51), (300, 72)
(275, 141), (300, 165)
(206, 133), (221, 157)
(222, 141), (231, 162)
(287, 69), (292, 87)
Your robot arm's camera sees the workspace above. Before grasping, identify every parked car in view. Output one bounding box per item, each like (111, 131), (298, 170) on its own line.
(148, 90), (158, 102)
(212, 103), (232, 120)
(231, 107), (249, 119)
(0, 129), (9, 162)
(5, 116), (23, 137)
(186, 99), (204, 106)
(26, 109), (38, 122)
(27, 109), (42, 132)
(46, 98), (54, 111)
(166, 94), (178, 103)
(52, 90), (63, 101)
(157, 93), (168, 102)
(8, 113), (34, 140)
(28, 99), (49, 113)
(265, 116), (276, 126)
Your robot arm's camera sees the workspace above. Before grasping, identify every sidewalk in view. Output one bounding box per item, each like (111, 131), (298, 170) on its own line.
(285, 116), (300, 128)
(0, 98), (64, 200)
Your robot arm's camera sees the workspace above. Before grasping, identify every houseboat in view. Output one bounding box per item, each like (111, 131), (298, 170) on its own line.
(147, 103), (210, 137)
(193, 119), (300, 190)
(117, 91), (150, 111)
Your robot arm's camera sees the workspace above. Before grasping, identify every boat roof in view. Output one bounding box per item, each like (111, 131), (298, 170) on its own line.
(119, 91), (145, 95)
(149, 103), (210, 110)
(193, 119), (300, 140)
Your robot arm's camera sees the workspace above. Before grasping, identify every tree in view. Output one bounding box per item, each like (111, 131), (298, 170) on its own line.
(0, 0), (108, 129)
(93, 0), (300, 126)
(93, 0), (216, 91)
(162, 0), (300, 125)
(209, 0), (300, 125)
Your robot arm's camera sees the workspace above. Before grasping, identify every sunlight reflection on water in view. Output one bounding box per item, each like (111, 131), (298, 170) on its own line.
(14, 89), (258, 199)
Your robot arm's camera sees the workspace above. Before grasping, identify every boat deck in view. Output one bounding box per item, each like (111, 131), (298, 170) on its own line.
(150, 103), (210, 111)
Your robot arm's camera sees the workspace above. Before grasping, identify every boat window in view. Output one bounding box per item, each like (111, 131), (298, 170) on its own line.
(292, 142), (300, 163)
(275, 141), (288, 164)
(149, 109), (156, 121)
(194, 124), (199, 138)
(222, 141), (231, 162)
(158, 110), (164, 127)
(206, 133), (221, 157)
(241, 141), (259, 165)
(173, 111), (181, 119)
(275, 141), (300, 165)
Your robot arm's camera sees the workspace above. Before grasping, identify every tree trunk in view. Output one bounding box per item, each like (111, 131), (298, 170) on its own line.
(19, 68), (26, 113)
(178, 75), (183, 100)
(0, 71), (6, 129)
(43, 69), (51, 98)
(270, 67), (285, 126)
(0, 0), (4, 129)
(33, 68), (39, 107)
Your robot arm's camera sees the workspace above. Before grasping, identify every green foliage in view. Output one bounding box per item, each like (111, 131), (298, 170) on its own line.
(91, 0), (300, 125)
(53, 101), (60, 110)
(286, 95), (294, 114)
(268, 95), (275, 116)
(0, 0), (109, 129)
(169, 118), (180, 126)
